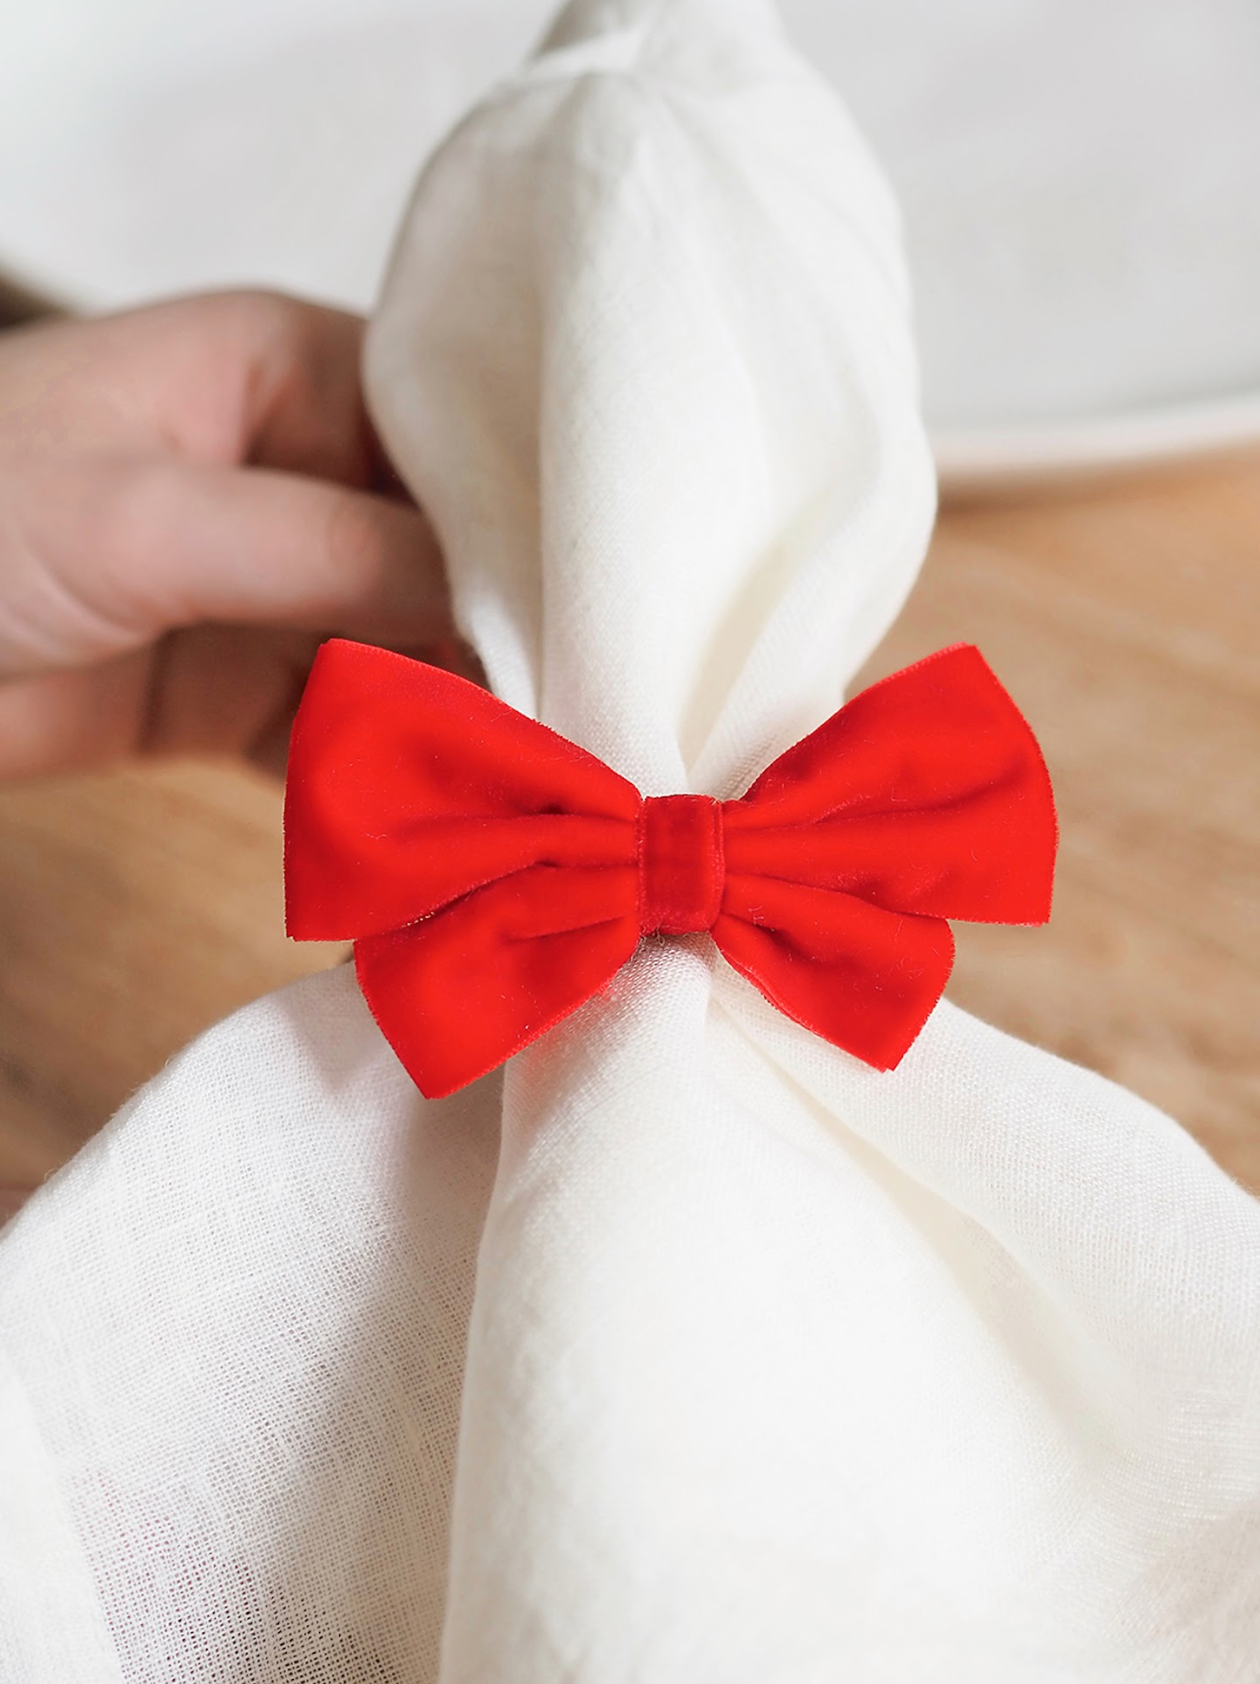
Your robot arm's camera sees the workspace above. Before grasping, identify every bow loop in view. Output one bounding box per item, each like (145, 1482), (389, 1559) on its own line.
(723, 644), (1056, 925)
(285, 639), (640, 942)
(285, 639), (1056, 1097)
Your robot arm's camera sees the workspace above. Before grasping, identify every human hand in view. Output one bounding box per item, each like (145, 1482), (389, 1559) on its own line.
(0, 291), (457, 778)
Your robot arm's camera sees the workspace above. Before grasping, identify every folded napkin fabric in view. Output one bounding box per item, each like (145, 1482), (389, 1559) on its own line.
(2, 3), (1258, 1680)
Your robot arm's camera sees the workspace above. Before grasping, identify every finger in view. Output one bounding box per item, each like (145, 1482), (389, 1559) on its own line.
(206, 293), (377, 484)
(0, 621), (483, 780)
(76, 457), (452, 655)
(0, 629), (319, 778)
(75, 292), (378, 485)
(142, 625), (486, 778)
(141, 625), (322, 767)
(0, 654), (150, 778)
(0, 627), (360, 777)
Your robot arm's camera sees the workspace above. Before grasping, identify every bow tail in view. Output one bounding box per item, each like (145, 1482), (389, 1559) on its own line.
(713, 875), (955, 1071)
(355, 865), (641, 1100)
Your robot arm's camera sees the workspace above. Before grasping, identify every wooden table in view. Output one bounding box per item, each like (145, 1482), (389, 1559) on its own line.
(2, 452), (1258, 1203)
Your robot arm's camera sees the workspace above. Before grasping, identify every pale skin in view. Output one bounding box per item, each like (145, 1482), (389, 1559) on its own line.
(0, 290), (458, 780)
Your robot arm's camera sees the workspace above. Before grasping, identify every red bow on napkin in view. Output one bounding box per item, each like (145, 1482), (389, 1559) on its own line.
(284, 640), (1056, 1098)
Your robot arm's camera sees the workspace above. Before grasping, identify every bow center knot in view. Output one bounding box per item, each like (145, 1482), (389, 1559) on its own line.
(638, 794), (725, 936)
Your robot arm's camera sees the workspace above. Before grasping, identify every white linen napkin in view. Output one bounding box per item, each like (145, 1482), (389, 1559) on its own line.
(3, 3), (1258, 1679)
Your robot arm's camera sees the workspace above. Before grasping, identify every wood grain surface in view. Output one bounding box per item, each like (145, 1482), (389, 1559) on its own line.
(1, 453), (1257, 1208)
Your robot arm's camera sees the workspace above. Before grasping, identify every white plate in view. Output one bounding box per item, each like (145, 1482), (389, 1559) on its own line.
(2, 0), (1258, 489)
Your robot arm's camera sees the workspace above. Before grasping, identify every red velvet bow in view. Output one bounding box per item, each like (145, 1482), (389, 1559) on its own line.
(284, 640), (1055, 1098)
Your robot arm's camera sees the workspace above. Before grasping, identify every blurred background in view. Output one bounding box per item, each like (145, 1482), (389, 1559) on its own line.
(1, 0), (1258, 1205)
(5, 0), (1260, 471)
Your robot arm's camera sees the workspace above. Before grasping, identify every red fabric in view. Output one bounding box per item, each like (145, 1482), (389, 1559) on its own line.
(639, 795), (725, 935)
(285, 640), (1056, 1098)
